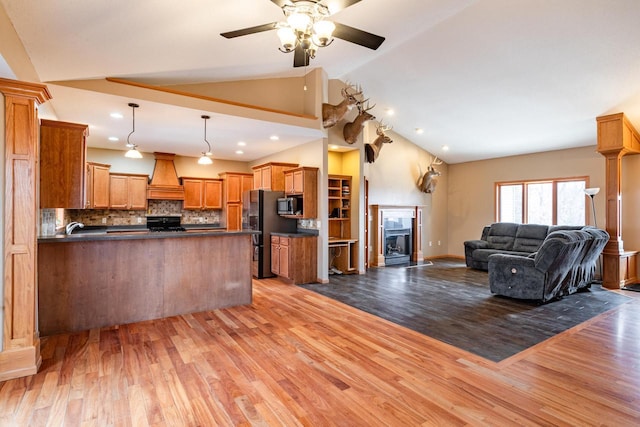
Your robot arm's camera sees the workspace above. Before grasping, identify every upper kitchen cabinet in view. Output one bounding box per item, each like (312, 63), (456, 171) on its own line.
(109, 173), (148, 210)
(219, 172), (253, 231)
(283, 167), (318, 219)
(252, 162), (298, 191)
(182, 177), (223, 210)
(40, 119), (88, 208)
(85, 162), (110, 209)
(219, 172), (253, 203)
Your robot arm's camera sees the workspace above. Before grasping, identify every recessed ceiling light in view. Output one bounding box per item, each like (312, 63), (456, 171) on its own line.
(385, 108), (395, 116)
(270, 135), (279, 141)
(235, 150), (244, 155)
(415, 128), (424, 134)
(442, 145), (450, 151)
(108, 136), (119, 142)
(237, 141), (246, 146)
(329, 144), (339, 150)
(110, 112), (123, 119)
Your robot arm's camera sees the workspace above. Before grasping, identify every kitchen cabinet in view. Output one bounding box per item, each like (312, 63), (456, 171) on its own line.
(40, 119), (88, 208)
(219, 172), (253, 230)
(252, 162), (298, 191)
(271, 234), (317, 284)
(182, 177), (223, 210)
(85, 162), (110, 209)
(109, 173), (148, 210)
(282, 167), (318, 219)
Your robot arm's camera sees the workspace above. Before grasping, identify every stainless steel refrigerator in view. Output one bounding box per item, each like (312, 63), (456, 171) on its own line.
(244, 190), (297, 278)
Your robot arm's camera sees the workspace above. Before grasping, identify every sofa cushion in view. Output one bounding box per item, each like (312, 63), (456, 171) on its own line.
(513, 224), (549, 252)
(486, 222), (519, 251)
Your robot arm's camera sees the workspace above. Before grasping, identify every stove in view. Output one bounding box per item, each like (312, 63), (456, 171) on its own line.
(146, 216), (185, 232)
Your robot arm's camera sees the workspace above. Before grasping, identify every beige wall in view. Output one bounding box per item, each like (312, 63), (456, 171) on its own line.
(447, 145), (604, 257)
(363, 123), (448, 259)
(622, 154), (640, 254)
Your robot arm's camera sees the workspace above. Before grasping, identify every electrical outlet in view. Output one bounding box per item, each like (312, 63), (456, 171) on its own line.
(137, 217), (142, 224)
(438, 240), (441, 246)
(429, 241), (432, 247)
(101, 217), (107, 224)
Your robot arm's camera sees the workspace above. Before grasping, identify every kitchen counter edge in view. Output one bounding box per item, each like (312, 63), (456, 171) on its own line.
(38, 229), (259, 243)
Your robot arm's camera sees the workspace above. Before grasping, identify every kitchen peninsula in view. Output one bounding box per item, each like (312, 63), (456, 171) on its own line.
(38, 228), (256, 335)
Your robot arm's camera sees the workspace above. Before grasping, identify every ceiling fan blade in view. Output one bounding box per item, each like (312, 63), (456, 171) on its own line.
(293, 45), (310, 67)
(332, 22), (385, 50)
(220, 22), (278, 39)
(325, 0), (363, 13)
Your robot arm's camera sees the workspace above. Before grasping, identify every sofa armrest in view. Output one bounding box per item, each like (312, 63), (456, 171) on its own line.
(464, 239), (489, 251)
(488, 254), (545, 300)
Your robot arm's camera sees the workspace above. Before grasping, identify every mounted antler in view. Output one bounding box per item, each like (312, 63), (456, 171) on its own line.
(322, 83), (363, 128)
(417, 156), (443, 193)
(343, 100), (376, 144)
(365, 121), (393, 163)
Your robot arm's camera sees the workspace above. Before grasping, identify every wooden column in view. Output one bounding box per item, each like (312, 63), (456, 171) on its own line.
(413, 206), (424, 263)
(596, 113), (640, 289)
(0, 78), (51, 381)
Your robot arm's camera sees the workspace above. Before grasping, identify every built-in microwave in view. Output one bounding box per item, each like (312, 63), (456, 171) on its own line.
(277, 197), (298, 215)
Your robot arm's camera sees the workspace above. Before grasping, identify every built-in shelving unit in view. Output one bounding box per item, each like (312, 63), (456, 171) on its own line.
(328, 175), (351, 239)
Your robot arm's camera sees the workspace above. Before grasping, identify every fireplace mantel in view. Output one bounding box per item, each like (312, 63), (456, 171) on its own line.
(370, 205), (424, 266)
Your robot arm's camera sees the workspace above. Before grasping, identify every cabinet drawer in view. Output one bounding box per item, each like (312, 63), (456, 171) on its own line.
(271, 236), (280, 244)
(279, 237), (290, 246)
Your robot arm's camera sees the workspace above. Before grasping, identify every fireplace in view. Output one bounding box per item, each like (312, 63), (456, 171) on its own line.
(384, 228), (412, 265)
(370, 206), (423, 267)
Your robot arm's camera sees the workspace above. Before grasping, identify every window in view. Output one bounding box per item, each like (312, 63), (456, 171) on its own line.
(496, 178), (587, 225)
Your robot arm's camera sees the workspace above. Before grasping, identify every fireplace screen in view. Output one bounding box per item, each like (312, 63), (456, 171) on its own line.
(383, 216), (413, 265)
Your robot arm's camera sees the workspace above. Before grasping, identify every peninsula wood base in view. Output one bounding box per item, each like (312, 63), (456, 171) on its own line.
(38, 233), (252, 335)
(602, 250), (638, 289)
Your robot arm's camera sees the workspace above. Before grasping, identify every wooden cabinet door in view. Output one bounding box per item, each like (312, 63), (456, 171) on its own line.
(242, 174), (253, 195)
(271, 239), (280, 275)
(128, 176), (148, 210)
(293, 170), (304, 193)
(253, 169), (262, 189)
(86, 163), (110, 209)
(226, 203), (242, 231)
(183, 178), (203, 209)
(40, 119), (88, 208)
(284, 172), (294, 194)
(260, 167), (271, 190)
(109, 174), (128, 209)
(226, 175), (241, 203)
(203, 180), (222, 209)
(280, 239), (290, 278)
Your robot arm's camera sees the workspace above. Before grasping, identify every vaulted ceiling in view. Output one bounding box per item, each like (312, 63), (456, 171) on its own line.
(2, 0), (640, 164)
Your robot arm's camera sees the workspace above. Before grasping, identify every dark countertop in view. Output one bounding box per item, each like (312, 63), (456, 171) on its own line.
(271, 231), (319, 238)
(38, 224), (257, 243)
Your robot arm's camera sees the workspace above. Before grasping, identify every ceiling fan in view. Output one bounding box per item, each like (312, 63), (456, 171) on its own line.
(220, 0), (385, 67)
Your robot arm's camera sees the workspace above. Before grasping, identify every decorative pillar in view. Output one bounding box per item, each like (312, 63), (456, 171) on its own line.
(0, 78), (51, 381)
(596, 113), (640, 289)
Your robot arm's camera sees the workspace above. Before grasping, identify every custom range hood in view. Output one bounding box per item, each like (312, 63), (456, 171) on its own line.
(147, 152), (185, 200)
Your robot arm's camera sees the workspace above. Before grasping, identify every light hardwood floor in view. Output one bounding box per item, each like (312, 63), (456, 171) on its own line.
(2, 276), (640, 426)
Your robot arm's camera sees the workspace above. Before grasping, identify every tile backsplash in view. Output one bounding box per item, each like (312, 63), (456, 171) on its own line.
(65, 200), (221, 226)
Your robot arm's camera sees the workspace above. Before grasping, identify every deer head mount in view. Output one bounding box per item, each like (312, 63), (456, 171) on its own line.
(342, 100), (376, 144)
(322, 83), (363, 129)
(365, 122), (393, 163)
(417, 156), (443, 193)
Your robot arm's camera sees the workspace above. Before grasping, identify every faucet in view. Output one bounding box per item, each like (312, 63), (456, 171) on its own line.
(65, 221), (84, 235)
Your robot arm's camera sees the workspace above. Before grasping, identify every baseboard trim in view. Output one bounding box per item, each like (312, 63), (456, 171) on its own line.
(0, 345), (41, 381)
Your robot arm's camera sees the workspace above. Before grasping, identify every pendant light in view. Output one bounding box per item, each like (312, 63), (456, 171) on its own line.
(125, 103), (142, 159)
(198, 115), (213, 165)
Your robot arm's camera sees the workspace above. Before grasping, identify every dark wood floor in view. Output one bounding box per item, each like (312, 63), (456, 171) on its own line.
(1, 262), (640, 425)
(302, 258), (631, 361)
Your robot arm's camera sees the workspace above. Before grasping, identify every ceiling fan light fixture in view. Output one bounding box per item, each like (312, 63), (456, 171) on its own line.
(287, 12), (311, 33)
(313, 20), (335, 46)
(277, 26), (297, 52)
